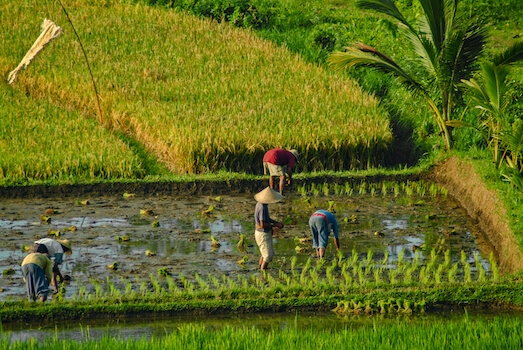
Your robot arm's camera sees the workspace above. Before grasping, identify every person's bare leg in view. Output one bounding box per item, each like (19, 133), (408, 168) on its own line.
(269, 176), (275, 190)
(261, 261), (268, 271)
(279, 175), (285, 194)
(316, 248), (320, 258)
(318, 248), (326, 259)
(259, 256), (264, 267)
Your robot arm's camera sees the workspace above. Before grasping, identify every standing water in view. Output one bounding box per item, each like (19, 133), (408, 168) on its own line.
(0, 181), (493, 302)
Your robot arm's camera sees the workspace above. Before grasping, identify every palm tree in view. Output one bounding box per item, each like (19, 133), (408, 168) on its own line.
(450, 40), (523, 190)
(451, 41), (523, 167)
(328, 0), (487, 150)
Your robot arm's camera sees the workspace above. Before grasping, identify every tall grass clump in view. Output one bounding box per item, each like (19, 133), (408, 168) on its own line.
(1, 0), (392, 175)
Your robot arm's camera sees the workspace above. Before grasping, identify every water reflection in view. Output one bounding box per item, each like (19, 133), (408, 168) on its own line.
(3, 309), (522, 343)
(0, 192), (493, 301)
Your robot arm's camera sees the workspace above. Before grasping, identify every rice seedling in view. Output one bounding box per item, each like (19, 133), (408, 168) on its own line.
(297, 184), (307, 196)
(236, 256), (248, 267)
(322, 183), (330, 196)
(47, 229), (61, 237)
(474, 252), (487, 282)
(140, 209), (154, 216)
(150, 274), (163, 295)
(344, 182), (353, 196)
(448, 263), (458, 283)
(158, 267), (170, 276)
(210, 236), (221, 248)
(359, 182), (366, 195)
(394, 183), (400, 197)
(237, 234), (246, 253)
(290, 256), (298, 275)
(107, 262), (118, 270)
(3, 268), (15, 276)
(434, 264), (444, 284)
(194, 272), (210, 291)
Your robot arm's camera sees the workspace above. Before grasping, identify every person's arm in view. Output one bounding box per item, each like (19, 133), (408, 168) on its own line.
(270, 218), (283, 229)
(257, 220), (271, 230)
(53, 261), (64, 283)
(258, 219), (283, 230)
(286, 166), (293, 185)
(332, 218), (340, 251)
(45, 259), (58, 293)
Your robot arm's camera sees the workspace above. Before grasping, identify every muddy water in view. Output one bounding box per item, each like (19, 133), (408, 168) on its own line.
(0, 190), (491, 301)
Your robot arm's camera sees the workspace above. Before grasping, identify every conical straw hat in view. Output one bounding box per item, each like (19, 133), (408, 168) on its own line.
(254, 187), (283, 204)
(57, 239), (72, 254)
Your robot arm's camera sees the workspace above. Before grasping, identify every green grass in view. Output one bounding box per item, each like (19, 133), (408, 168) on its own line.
(458, 149), (523, 249)
(2, 316), (523, 349)
(0, 0), (392, 177)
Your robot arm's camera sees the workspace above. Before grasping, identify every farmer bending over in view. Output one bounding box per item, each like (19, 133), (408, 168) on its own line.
(254, 187), (284, 272)
(309, 210), (340, 258)
(33, 238), (72, 283)
(263, 148), (299, 194)
(21, 252), (57, 302)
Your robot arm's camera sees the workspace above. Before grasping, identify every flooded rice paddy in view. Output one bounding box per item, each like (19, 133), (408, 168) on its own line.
(0, 183), (493, 302)
(4, 309), (523, 343)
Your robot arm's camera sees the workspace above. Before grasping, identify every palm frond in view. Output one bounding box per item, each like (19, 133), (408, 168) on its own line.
(399, 22), (439, 78)
(482, 62), (509, 115)
(418, 0), (456, 51)
(461, 77), (494, 114)
(492, 40), (523, 67)
(445, 20), (487, 83)
(329, 44), (424, 93)
(356, 0), (410, 28)
(500, 119), (523, 163)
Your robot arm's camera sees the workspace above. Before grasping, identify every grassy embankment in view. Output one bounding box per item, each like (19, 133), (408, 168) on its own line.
(3, 317), (523, 349)
(0, 0), (392, 185)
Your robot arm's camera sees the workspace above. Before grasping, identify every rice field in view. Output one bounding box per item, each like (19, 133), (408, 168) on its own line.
(0, 0), (392, 176)
(2, 316), (522, 349)
(0, 85), (145, 184)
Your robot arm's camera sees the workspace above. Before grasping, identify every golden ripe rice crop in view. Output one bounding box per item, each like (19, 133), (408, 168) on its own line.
(0, 0), (392, 175)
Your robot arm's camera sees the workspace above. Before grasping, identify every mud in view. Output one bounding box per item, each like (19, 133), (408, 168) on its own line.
(1, 186), (491, 302)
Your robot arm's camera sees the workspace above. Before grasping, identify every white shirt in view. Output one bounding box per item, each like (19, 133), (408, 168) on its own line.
(34, 238), (64, 264)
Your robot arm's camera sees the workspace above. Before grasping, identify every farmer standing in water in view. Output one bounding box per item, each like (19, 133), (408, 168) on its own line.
(254, 187), (284, 272)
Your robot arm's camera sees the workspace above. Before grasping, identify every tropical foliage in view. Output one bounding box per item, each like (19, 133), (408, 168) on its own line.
(328, 0), (487, 150)
(449, 40), (523, 190)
